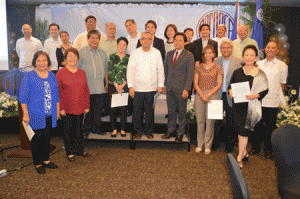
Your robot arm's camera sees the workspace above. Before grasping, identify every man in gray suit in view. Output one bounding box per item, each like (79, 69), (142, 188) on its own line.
(162, 33), (195, 142)
(213, 38), (242, 152)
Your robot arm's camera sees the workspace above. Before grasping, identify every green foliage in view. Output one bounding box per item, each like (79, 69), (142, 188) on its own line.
(35, 19), (49, 44)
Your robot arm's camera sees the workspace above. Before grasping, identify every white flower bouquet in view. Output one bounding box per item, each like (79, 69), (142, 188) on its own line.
(0, 92), (18, 118)
(277, 89), (300, 127)
(187, 94), (196, 124)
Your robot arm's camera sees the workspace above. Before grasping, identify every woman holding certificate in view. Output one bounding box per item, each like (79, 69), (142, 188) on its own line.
(56, 47), (91, 162)
(107, 37), (130, 137)
(194, 45), (223, 155)
(20, 51), (60, 174)
(228, 45), (268, 168)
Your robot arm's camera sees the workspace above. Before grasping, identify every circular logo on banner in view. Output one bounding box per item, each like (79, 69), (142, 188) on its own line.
(196, 10), (234, 39)
(257, 9), (263, 21)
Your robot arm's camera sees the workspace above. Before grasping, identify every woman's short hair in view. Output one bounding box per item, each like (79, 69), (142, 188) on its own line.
(60, 31), (69, 37)
(64, 47), (79, 60)
(145, 20), (157, 30)
(32, 51), (51, 67)
(241, 45), (259, 67)
(164, 24), (178, 40)
(117, 37), (129, 45)
(201, 45), (215, 63)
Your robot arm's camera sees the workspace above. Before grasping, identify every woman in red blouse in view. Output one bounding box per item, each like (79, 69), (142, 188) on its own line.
(56, 47), (90, 162)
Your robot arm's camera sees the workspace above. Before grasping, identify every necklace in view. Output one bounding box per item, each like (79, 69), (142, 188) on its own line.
(67, 66), (78, 73)
(35, 69), (48, 78)
(243, 66), (254, 76)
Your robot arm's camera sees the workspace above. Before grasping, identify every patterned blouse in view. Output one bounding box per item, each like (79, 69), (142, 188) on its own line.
(108, 53), (130, 85)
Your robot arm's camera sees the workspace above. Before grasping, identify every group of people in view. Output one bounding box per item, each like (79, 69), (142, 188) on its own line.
(17, 15), (288, 174)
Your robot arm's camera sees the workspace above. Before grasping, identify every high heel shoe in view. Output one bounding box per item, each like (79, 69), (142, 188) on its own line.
(121, 130), (126, 137)
(111, 130), (117, 138)
(242, 154), (249, 162)
(237, 160), (243, 169)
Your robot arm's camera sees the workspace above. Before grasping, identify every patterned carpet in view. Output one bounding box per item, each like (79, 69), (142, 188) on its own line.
(0, 134), (281, 199)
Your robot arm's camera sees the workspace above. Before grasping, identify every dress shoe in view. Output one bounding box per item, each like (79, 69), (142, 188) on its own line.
(67, 155), (75, 162)
(161, 133), (175, 139)
(249, 150), (259, 155)
(35, 166), (46, 174)
(147, 133), (154, 139)
(42, 162), (58, 169)
(134, 132), (142, 139)
(175, 135), (183, 142)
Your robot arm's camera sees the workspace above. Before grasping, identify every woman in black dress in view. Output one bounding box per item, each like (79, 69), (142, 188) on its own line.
(56, 31), (72, 69)
(228, 45), (268, 168)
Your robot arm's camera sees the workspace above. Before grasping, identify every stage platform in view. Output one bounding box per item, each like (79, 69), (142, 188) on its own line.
(85, 95), (191, 151)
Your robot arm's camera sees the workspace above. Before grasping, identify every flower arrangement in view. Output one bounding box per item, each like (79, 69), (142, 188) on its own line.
(0, 92), (18, 118)
(187, 94), (196, 124)
(277, 89), (300, 127)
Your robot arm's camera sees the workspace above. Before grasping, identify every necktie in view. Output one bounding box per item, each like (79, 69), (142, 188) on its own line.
(173, 51), (178, 65)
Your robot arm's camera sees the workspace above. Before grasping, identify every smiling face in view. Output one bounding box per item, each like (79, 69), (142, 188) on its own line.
(166, 27), (176, 40)
(125, 21), (137, 35)
(146, 23), (156, 36)
(238, 25), (249, 41)
(49, 25), (59, 38)
(35, 54), (49, 72)
(60, 32), (69, 44)
(174, 35), (185, 51)
(243, 48), (257, 66)
(265, 41), (279, 59)
(216, 26), (226, 38)
(88, 33), (100, 50)
(65, 52), (78, 67)
(200, 25), (210, 39)
(117, 40), (128, 54)
(85, 18), (96, 32)
(140, 32), (153, 49)
(204, 48), (214, 62)
(22, 24), (32, 38)
(220, 42), (233, 58)
(184, 30), (194, 43)
(106, 23), (116, 38)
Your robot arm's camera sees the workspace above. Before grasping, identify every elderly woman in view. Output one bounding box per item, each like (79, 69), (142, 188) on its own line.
(194, 45), (223, 155)
(164, 24), (178, 56)
(228, 45), (268, 168)
(107, 37), (130, 137)
(19, 51), (60, 174)
(56, 47), (90, 161)
(56, 31), (72, 69)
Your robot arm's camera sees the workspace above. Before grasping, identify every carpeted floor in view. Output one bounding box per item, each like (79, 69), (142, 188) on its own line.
(0, 133), (281, 199)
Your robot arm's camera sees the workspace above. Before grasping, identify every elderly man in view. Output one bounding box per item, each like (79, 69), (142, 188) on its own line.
(136, 20), (165, 61)
(162, 33), (194, 142)
(78, 30), (108, 135)
(232, 24), (259, 59)
(213, 39), (242, 152)
(251, 41), (288, 159)
(212, 24), (228, 57)
(192, 24), (218, 63)
(127, 32), (165, 139)
(16, 24), (43, 68)
(125, 19), (141, 54)
(43, 23), (62, 73)
(99, 22), (118, 57)
(73, 15), (106, 50)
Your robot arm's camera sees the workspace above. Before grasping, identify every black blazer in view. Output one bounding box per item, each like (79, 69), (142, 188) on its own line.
(192, 38), (218, 63)
(56, 47), (64, 69)
(184, 42), (201, 63)
(137, 36), (165, 61)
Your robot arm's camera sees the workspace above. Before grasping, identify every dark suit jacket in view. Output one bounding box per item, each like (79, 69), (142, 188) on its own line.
(137, 36), (165, 61)
(164, 49), (195, 93)
(215, 55), (242, 107)
(184, 42), (200, 63)
(192, 38), (218, 63)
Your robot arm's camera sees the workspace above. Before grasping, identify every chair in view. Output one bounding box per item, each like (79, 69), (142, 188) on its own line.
(271, 124), (300, 198)
(227, 153), (250, 199)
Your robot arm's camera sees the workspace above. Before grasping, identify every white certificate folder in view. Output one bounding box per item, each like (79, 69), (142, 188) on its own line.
(207, 100), (223, 120)
(230, 81), (251, 103)
(111, 93), (129, 108)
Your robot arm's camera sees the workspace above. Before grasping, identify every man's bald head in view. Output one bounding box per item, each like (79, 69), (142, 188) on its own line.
(22, 24), (32, 38)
